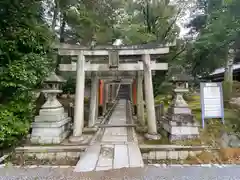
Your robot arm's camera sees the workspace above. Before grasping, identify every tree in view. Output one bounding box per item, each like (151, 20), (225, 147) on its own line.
(186, 0), (240, 75)
(186, 0), (240, 101)
(120, 0), (181, 44)
(0, 0), (55, 148)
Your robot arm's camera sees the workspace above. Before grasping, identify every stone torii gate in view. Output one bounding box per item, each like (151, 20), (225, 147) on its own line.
(57, 43), (171, 142)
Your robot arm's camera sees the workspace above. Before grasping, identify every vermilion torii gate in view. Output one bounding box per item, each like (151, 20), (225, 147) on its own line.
(57, 43), (171, 142)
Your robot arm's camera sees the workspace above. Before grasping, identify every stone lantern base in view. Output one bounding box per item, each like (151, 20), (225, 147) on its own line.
(162, 105), (200, 141)
(30, 107), (71, 144)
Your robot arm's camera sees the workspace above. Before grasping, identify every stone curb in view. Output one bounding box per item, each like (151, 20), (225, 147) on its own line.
(0, 165), (76, 168)
(149, 164), (238, 168)
(139, 144), (219, 152)
(15, 146), (87, 153)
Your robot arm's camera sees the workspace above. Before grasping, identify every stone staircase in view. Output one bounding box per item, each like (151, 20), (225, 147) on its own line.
(117, 84), (130, 100)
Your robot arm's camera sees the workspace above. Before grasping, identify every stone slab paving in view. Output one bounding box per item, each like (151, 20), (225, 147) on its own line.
(74, 99), (144, 172)
(74, 145), (101, 172)
(113, 144), (129, 169)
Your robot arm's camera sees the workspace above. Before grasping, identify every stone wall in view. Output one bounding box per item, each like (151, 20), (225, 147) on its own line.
(21, 151), (84, 160)
(142, 150), (202, 160)
(15, 146), (86, 161)
(140, 145), (215, 161)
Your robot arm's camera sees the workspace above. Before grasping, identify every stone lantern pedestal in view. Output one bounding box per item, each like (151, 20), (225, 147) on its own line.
(30, 72), (71, 144)
(162, 74), (200, 141)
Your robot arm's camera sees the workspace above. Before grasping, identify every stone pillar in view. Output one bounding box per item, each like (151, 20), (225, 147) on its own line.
(69, 52), (85, 142)
(103, 83), (108, 114)
(132, 79), (137, 115)
(137, 71), (145, 126)
(143, 54), (160, 140)
(88, 73), (98, 127)
(130, 83), (133, 101)
(111, 84), (116, 101)
(108, 84), (112, 102)
(95, 80), (99, 119)
(104, 83), (109, 103)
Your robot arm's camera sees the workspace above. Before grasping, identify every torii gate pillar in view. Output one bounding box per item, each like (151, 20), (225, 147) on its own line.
(69, 52), (85, 142)
(143, 54), (161, 140)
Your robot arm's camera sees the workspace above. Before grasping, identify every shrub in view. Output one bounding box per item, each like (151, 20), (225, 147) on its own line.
(0, 93), (34, 148)
(232, 81), (240, 97)
(62, 78), (76, 94)
(183, 93), (195, 102)
(155, 82), (173, 95)
(155, 94), (172, 106)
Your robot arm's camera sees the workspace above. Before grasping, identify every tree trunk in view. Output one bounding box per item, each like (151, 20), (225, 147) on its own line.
(56, 12), (67, 75)
(59, 12), (67, 43)
(223, 48), (235, 104)
(51, 0), (59, 31)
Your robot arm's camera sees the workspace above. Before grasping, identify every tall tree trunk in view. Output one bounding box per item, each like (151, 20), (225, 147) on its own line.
(51, 0), (59, 31)
(59, 12), (67, 43)
(56, 12), (67, 75)
(223, 48), (235, 104)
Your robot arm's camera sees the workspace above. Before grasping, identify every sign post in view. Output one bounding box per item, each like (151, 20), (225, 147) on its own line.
(200, 82), (224, 128)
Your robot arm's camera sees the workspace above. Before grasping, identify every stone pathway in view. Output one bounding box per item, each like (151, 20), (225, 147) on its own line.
(74, 99), (144, 172)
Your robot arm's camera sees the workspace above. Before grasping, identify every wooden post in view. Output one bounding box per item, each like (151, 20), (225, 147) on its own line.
(98, 80), (104, 116)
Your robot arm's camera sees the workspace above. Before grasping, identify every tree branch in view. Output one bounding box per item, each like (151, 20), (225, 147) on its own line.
(161, 3), (187, 40)
(169, 46), (186, 62)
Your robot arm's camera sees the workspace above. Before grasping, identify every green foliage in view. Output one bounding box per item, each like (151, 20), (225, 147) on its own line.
(154, 81), (173, 96)
(121, 0), (180, 44)
(0, 0), (54, 148)
(183, 93), (195, 102)
(0, 93), (35, 148)
(62, 78), (76, 94)
(59, 0), (124, 45)
(155, 94), (172, 107)
(187, 0), (240, 77)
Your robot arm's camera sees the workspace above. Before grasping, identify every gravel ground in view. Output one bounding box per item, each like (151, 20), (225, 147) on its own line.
(0, 165), (240, 180)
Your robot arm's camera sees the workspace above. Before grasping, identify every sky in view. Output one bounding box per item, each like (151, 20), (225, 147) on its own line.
(171, 0), (198, 38)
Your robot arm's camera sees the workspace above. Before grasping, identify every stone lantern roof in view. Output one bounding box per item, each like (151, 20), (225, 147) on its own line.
(44, 72), (66, 83)
(170, 73), (192, 82)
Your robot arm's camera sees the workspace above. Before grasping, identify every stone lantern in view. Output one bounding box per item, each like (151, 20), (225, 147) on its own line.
(41, 72), (65, 109)
(162, 73), (200, 141)
(30, 72), (71, 144)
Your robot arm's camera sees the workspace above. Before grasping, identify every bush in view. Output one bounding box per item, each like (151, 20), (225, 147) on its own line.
(155, 82), (173, 95)
(0, 93), (34, 148)
(183, 93), (195, 102)
(62, 78), (76, 94)
(155, 94), (172, 106)
(232, 81), (240, 97)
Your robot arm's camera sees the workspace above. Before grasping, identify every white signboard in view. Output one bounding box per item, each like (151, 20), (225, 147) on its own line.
(200, 82), (224, 128)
